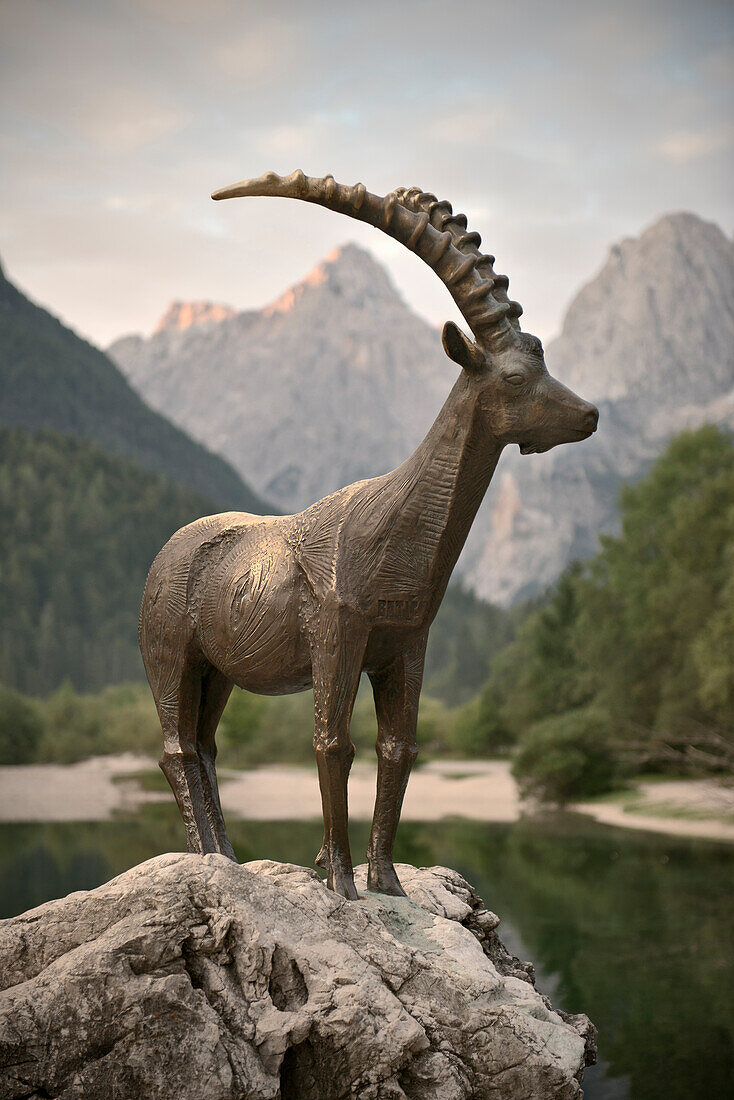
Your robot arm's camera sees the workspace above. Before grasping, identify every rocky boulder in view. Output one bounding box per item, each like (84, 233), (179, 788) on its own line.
(0, 855), (595, 1099)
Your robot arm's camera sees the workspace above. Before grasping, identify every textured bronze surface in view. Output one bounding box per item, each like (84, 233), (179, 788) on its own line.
(139, 171), (599, 899)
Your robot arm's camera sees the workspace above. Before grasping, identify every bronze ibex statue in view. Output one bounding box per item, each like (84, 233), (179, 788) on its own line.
(140, 170), (598, 899)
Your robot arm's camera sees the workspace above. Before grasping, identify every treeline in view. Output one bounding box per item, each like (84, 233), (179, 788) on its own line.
(0, 678), (457, 768)
(3, 427), (732, 803)
(0, 257), (267, 511)
(0, 429), (212, 693)
(458, 426), (734, 799)
(0, 426), (508, 702)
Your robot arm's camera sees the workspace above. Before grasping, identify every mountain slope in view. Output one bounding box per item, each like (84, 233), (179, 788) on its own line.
(0, 426), (509, 701)
(461, 212), (734, 602)
(109, 215), (734, 604)
(110, 244), (450, 510)
(0, 428), (214, 693)
(0, 259), (269, 513)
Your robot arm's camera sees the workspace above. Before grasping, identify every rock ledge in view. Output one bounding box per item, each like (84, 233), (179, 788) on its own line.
(0, 855), (595, 1099)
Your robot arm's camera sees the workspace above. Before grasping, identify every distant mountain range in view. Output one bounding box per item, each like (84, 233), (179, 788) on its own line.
(0, 258), (269, 513)
(0, 254), (496, 698)
(109, 213), (734, 603)
(110, 244), (448, 509)
(0, 254), (268, 692)
(464, 212), (734, 602)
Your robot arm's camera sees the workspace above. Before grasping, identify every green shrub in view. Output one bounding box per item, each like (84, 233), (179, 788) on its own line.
(35, 681), (105, 762)
(451, 685), (516, 757)
(0, 684), (44, 763)
(512, 708), (620, 805)
(217, 689), (313, 767)
(34, 681), (160, 763)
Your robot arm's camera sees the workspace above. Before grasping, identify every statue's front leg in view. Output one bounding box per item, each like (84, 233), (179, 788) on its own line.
(310, 612), (366, 900)
(366, 637), (426, 896)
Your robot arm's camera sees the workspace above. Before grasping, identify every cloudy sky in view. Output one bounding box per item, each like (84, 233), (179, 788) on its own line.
(1, 0), (732, 347)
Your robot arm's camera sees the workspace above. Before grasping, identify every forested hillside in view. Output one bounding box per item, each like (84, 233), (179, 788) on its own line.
(0, 429), (213, 693)
(0, 258), (269, 513)
(0, 427), (505, 702)
(461, 427), (734, 796)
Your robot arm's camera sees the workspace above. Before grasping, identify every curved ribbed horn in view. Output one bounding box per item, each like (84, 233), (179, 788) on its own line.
(212, 170), (522, 347)
(394, 187), (523, 328)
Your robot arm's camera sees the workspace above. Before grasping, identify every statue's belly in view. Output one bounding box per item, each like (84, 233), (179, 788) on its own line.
(198, 531), (311, 694)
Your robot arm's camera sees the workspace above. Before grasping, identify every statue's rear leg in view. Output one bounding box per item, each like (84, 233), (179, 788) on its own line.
(195, 667), (236, 860)
(152, 654), (220, 856)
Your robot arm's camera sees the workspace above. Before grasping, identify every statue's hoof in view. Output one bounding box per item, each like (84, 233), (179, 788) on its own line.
(367, 865), (407, 897)
(327, 870), (360, 901)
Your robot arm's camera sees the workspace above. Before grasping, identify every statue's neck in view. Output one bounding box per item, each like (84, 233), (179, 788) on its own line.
(390, 372), (503, 600)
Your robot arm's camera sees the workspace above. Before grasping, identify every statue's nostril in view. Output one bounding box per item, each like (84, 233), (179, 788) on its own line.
(584, 406), (599, 431)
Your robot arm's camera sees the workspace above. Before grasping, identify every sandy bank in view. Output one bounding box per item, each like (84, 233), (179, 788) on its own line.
(217, 759), (521, 823)
(575, 778), (734, 842)
(1, 756), (733, 842)
(0, 757), (519, 825)
(0, 754), (155, 822)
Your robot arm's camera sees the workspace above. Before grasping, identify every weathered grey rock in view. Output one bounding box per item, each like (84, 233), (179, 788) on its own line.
(0, 855), (594, 1099)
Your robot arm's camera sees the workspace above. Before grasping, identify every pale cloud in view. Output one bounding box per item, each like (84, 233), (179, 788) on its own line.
(424, 102), (511, 147)
(254, 120), (330, 159)
(656, 127), (733, 163)
(216, 22), (301, 86)
(74, 99), (188, 154)
(0, 0), (732, 347)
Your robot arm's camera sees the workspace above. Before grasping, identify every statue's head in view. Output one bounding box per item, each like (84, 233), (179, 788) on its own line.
(441, 321), (598, 455)
(211, 170), (598, 455)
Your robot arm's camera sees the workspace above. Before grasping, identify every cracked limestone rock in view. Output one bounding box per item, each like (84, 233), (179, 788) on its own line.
(0, 855), (596, 1099)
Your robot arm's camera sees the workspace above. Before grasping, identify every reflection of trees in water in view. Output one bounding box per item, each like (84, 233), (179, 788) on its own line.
(413, 816), (734, 1100)
(1, 812), (732, 1100)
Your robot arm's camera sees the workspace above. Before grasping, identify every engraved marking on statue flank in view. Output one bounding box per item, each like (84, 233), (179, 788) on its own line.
(376, 597), (420, 621)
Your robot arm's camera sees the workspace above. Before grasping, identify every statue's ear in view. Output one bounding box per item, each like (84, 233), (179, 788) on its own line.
(441, 321), (485, 373)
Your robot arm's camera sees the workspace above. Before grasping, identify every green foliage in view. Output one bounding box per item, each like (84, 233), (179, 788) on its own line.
(0, 262), (268, 511)
(0, 429), (214, 693)
(483, 427), (734, 779)
(451, 684), (515, 756)
(575, 425), (734, 734)
(0, 685), (44, 764)
(217, 690), (313, 768)
(692, 560), (734, 725)
(216, 683), (455, 767)
(491, 565), (593, 733)
(512, 708), (620, 804)
(7, 675), (458, 769)
(423, 582), (513, 706)
(34, 682), (160, 763)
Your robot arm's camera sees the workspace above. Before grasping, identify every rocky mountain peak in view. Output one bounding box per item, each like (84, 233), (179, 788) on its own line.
(553, 211), (734, 405)
(109, 242), (449, 515)
(109, 212), (734, 605)
(155, 300), (237, 333)
(264, 242), (400, 317)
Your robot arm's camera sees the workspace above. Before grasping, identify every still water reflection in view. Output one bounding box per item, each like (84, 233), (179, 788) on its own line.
(1, 808), (732, 1100)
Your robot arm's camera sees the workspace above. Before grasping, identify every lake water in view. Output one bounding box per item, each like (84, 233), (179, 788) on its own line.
(1, 808), (732, 1100)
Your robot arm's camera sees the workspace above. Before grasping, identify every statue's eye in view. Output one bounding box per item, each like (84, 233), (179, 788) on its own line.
(504, 373), (524, 386)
